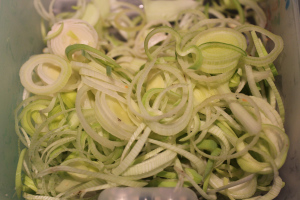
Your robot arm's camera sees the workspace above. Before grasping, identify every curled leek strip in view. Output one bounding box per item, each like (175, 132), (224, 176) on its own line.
(75, 85), (126, 150)
(33, 0), (55, 23)
(235, 24), (284, 67)
(175, 9), (207, 31)
(43, 22), (64, 42)
(239, 0), (267, 28)
(144, 26), (203, 70)
(15, 148), (27, 199)
(33, 0), (87, 25)
(37, 166), (147, 187)
(133, 20), (172, 58)
(113, 2), (146, 32)
(19, 54), (72, 95)
(65, 44), (122, 76)
(232, 0), (245, 24)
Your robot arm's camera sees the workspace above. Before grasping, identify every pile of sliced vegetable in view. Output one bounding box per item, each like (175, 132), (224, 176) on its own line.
(15, 0), (289, 199)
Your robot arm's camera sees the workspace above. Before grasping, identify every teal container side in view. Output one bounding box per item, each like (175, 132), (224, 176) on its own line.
(264, 0), (300, 199)
(0, 0), (44, 199)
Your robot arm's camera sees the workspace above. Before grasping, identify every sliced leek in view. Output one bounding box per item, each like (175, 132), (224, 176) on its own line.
(15, 1), (288, 200)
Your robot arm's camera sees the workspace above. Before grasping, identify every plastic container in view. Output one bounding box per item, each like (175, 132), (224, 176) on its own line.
(0, 0), (299, 199)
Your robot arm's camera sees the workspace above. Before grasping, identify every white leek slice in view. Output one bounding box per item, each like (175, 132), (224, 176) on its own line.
(55, 179), (81, 193)
(117, 57), (146, 73)
(81, 2), (100, 27)
(19, 54), (72, 95)
(143, 0), (199, 22)
(122, 150), (177, 176)
(146, 69), (165, 91)
(65, 161), (99, 181)
(193, 86), (218, 107)
(192, 27), (247, 63)
(37, 63), (60, 84)
(209, 174), (257, 199)
(106, 95), (134, 126)
(47, 19), (98, 58)
(93, 0), (110, 19)
(81, 0), (110, 26)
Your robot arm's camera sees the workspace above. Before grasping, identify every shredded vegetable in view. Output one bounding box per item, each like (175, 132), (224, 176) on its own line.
(15, 0), (288, 199)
